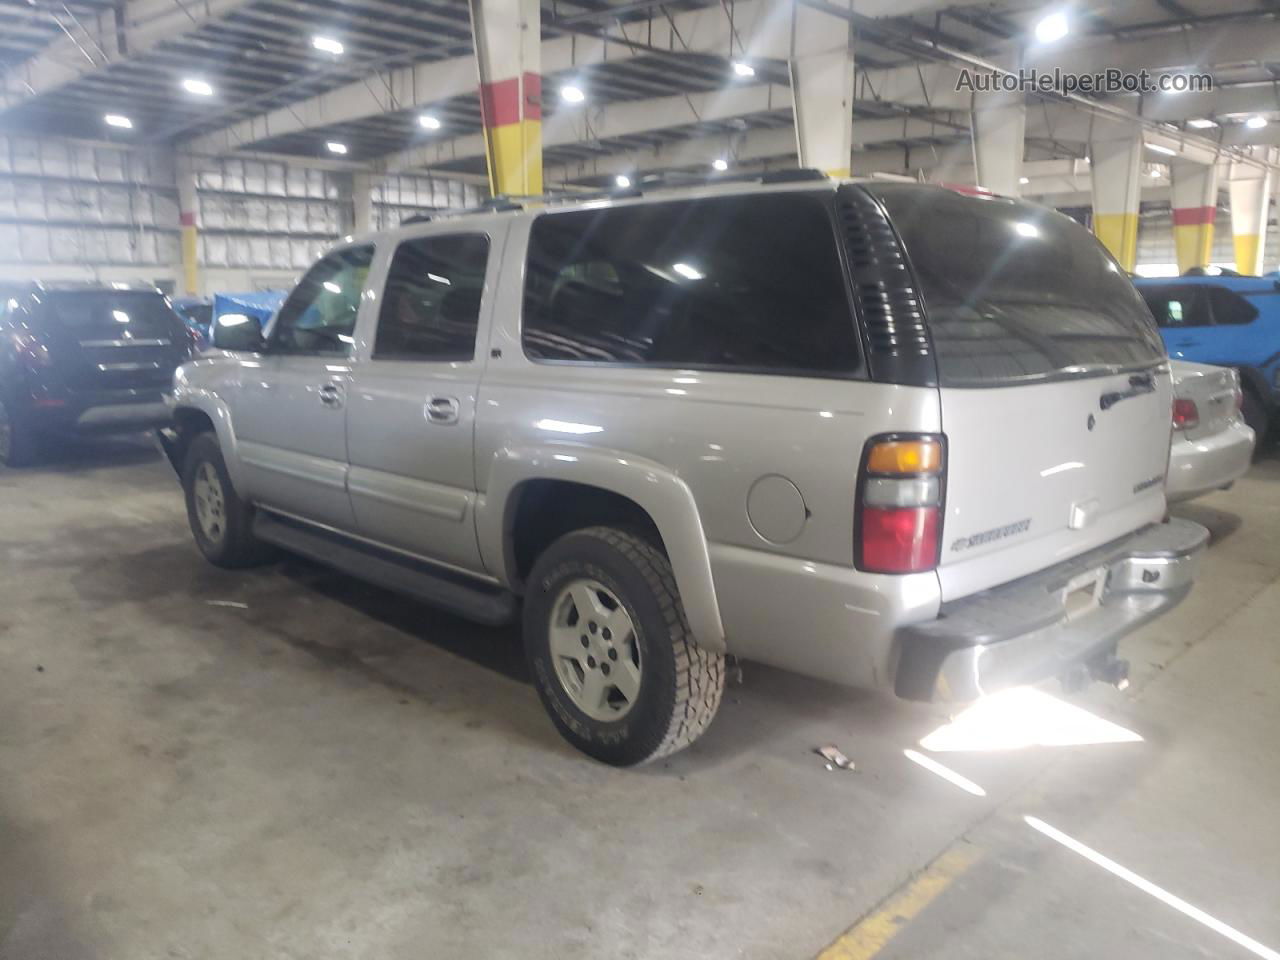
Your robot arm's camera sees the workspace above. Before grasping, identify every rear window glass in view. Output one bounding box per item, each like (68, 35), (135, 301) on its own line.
(523, 193), (860, 376)
(866, 185), (1165, 386)
(42, 291), (182, 340)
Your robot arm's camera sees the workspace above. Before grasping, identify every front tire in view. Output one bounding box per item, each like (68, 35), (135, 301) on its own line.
(182, 432), (268, 568)
(524, 526), (725, 766)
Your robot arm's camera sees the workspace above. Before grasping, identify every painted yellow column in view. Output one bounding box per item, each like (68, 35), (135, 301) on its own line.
(1089, 125), (1143, 271)
(471, 0), (541, 197)
(177, 158), (200, 296)
(1228, 159), (1272, 275)
(1170, 159), (1218, 274)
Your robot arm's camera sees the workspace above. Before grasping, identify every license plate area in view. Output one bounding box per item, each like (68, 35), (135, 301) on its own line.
(1061, 567), (1107, 621)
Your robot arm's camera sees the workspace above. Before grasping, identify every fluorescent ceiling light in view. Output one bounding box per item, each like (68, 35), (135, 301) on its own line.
(614, 174), (632, 188)
(418, 114), (441, 130)
(1187, 118), (1217, 129)
(325, 141), (348, 154)
(732, 61), (755, 78)
(112, 310), (131, 323)
(560, 84), (585, 103)
(104, 113), (132, 129)
(672, 262), (704, 280)
(1246, 115), (1268, 129)
(182, 78), (214, 96)
(426, 273), (451, 285)
(1034, 11), (1069, 44)
(1018, 176), (1030, 184)
(1146, 142), (1177, 155)
(323, 281), (342, 294)
(312, 35), (344, 55)
(711, 158), (729, 172)
(1014, 221), (1039, 238)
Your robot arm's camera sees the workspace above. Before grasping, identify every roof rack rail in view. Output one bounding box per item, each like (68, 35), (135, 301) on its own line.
(398, 169), (831, 225)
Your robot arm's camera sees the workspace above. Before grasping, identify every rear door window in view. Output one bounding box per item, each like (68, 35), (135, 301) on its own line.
(866, 184), (1165, 386)
(1206, 286), (1259, 325)
(522, 193), (860, 377)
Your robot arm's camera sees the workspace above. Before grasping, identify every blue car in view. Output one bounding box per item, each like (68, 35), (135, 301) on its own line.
(1133, 274), (1280, 437)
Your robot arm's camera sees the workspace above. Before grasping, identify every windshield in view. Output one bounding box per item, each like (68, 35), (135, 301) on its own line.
(865, 184), (1166, 387)
(42, 290), (184, 340)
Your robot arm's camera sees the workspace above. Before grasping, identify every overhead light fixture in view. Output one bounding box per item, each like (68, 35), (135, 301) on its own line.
(1019, 175), (1030, 184)
(711, 158), (729, 172)
(672, 262), (704, 280)
(312, 35), (344, 55)
(1147, 142), (1177, 156)
(1246, 115), (1268, 129)
(182, 78), (213, 96)
(1187, 118), (1217, 129)
(326, 141), (348, 154)
(104, 113), (132, 129)
(1034, 11), (1069, 44)
(560, 84), (585, 104)
(732, 61), (755, 78)
(418, 114), (441, 130)
(614, 174), (632, 188)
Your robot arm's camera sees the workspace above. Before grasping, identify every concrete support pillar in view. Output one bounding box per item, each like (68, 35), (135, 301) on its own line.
(1170, 160), (1218, 274)
(789, 0), (854, 177)
(1089, 124), (1144, 271)
(971, 90), (1025, 197)
(1228, 160), (1272, 275)
(470, 0), (541, 197)
(177, 158), (199, 296)
(352, 173), (374, 236)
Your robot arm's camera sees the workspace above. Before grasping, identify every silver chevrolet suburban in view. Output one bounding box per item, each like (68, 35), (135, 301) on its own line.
(163, 176), (1209, 765)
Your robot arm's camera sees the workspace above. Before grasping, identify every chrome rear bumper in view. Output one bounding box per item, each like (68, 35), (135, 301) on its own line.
(894, 518), (1209, 702)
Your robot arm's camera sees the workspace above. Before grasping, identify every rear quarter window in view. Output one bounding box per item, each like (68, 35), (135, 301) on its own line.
(42, 291), (183, 339)
(866, 185), (1166, 386)
(522, 193), (860, 377)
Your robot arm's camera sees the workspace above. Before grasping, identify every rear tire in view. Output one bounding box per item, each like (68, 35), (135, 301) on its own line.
(182, 432), (269, 568)
(0, 395), (40, 467)
(1240, 386), (1269, 453)
(523, 526), (724, 766)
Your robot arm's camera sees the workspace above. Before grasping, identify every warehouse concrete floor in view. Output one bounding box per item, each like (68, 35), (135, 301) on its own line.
(2, 436), (1278, 960)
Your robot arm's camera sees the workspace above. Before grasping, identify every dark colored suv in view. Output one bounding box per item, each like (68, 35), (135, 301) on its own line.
(0, 282), (194, 465)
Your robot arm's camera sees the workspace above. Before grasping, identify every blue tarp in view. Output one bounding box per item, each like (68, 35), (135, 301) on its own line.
(213, 290), (288, 331)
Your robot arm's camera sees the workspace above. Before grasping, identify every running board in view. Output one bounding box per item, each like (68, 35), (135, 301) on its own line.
(253, 511), (518, 627)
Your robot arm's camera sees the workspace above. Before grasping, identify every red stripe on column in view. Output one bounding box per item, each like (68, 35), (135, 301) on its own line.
(1172, 205), (1215, 227)
(480, 72), (542, 127)
(180, 211), (196, 227)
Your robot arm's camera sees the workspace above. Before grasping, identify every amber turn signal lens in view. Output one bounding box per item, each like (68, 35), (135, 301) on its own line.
(866, 440), (942, 475)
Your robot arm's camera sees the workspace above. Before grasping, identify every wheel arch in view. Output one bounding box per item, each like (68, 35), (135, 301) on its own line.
(480, 447), (726, 653)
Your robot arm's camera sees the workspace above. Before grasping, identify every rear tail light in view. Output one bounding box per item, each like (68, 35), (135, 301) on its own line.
(857, 435), (945, 574)
(1172, 397), (1200, 431)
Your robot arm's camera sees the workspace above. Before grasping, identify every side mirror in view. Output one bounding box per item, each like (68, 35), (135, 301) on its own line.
(212, 313), (264, 352)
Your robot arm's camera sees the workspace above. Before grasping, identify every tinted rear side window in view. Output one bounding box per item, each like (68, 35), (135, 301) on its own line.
(1139, 286), (1211, 328)
(42, 291), (182, 339)
(867, 185), (1165, 386)
(523, 193), (859, 376)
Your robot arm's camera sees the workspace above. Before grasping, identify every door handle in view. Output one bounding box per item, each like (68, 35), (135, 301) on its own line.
(318, 383), (344, 409)
(425, 395), (460, 425)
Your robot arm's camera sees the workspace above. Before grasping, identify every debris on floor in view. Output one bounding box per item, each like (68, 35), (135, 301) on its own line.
(815, 744), (856, 772)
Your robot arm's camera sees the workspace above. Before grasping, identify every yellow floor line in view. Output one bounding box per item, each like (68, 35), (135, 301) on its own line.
(816, 843), (981, 960)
